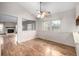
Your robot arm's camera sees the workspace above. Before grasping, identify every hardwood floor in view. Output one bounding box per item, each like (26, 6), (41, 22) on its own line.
(1, 35), (76, 56)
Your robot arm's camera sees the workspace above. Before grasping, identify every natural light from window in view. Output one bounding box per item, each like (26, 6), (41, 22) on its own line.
(42, 20), (61, 31)
(0, 24), (3, 32)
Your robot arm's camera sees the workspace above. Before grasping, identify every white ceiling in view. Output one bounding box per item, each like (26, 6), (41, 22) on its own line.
(0, 14), (17, 23)
(0, 2), (79, 22)
(18, 2), (40, 17)
(41, 2), (76, 13)
(18, 2), (79, 17)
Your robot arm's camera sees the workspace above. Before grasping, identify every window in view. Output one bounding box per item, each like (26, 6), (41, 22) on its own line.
(42, 21), (50, 31)
(27, 24), (32, 30)
(51, 20), (61, 30)
(22, 20), (36, 31)
(42, 20), (61, 31)
(0, 24), (3, 32)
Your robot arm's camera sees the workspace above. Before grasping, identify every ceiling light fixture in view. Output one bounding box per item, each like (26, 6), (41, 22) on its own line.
(37, 2), (50, 19)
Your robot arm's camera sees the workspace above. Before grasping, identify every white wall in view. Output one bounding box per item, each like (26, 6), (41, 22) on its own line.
(18, 31), (36, 43)
(37, 31), (75, 47)
(4, 22), (16, 28)
(60, 9), (76, 32)
(36, 9), (76, 47)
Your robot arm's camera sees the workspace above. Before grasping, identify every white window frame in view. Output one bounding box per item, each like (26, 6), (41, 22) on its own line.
(42, 19), (61, 31)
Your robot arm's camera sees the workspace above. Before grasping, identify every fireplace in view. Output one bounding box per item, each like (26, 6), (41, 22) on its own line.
(6, 27), (15, 33)
(7, 29), (14, 33)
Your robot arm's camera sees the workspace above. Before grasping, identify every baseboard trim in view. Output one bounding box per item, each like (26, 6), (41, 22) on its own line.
(35, 37), (75, 48)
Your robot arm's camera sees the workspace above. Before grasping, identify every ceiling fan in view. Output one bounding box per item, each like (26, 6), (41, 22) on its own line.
(36, 2), (51, 19)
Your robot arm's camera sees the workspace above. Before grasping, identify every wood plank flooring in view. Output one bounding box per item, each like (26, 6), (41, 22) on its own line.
(1, 35), (76, 56)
